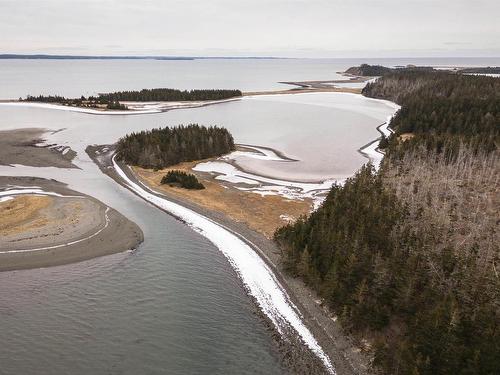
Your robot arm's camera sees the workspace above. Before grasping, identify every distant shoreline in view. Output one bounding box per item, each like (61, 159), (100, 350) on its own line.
(0, 54), (285, 60)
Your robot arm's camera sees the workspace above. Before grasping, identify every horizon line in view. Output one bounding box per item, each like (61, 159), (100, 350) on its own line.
(1, 53), (500, 61)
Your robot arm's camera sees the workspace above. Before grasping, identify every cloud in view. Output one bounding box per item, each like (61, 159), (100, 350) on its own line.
(0, 0), (498, 57)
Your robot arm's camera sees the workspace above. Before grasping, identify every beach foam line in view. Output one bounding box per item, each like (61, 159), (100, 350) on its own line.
(113, 155), (335, 374)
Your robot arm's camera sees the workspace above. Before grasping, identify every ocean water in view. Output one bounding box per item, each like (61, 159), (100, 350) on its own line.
(1, 57), (499, 99)
(0, 57), (499, 374)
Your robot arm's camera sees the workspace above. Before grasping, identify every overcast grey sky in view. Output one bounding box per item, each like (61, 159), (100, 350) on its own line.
(1, 0), (499, 57)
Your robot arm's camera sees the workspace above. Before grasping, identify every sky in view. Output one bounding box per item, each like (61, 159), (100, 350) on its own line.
(1, 0), (499, 57)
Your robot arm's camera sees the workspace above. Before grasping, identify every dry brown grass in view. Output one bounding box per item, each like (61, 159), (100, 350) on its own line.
(132, 162), (312, 238)
(0, 195), (52, 235)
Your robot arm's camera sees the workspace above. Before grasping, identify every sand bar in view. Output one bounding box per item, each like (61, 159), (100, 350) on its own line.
(0, 176), (143, 271)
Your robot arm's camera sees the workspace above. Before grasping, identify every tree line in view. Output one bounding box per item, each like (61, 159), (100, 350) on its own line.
(116, 124), (235, 169)
(22, 88), (242, 109)
(22, 94), (128, 110)
(363, 70), (500, 155)
(275, 70), (499, 374)
(98, 88), (242, 102)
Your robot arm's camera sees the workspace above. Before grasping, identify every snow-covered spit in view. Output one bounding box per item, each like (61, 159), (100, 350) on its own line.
(113, 156), (335, 374)
(0, 98), (240, 115)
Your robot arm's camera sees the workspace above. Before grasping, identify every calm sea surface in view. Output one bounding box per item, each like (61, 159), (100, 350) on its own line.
(1, 57), (499, 99)
(0, 57), (499, 374)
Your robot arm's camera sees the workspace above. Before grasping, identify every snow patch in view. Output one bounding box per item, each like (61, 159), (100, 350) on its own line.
(194, 160), (339, 208)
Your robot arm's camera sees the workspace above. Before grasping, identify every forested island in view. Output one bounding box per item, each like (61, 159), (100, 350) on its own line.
(116, 124), (235, 169)
(161, 170), (205, 190)
(344, 64), (394, 76)
(21, 89), (242, 110)
(345, 64), (434, 76)
(275, 69), (499, 374)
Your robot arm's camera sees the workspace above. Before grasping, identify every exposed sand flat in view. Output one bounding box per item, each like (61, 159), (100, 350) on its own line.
(1, 194), (104, 250)
(0, 176), (143, 271)
(0, 128), (77, 168)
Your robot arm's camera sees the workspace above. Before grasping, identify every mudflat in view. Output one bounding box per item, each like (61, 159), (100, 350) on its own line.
(0, 128), (77, 168)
